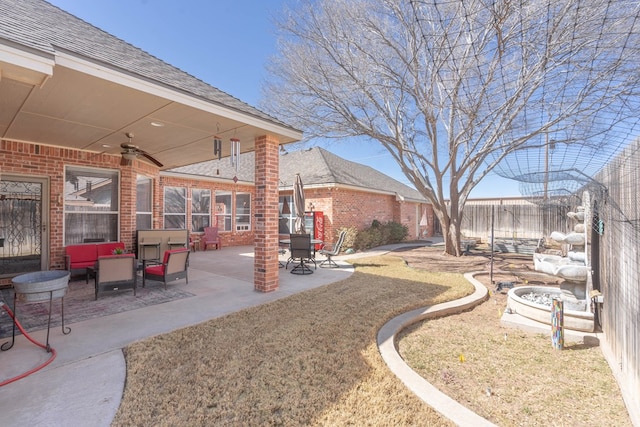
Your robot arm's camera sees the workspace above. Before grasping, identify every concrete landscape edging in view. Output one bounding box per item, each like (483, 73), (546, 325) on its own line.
(377, 271), (497, 427)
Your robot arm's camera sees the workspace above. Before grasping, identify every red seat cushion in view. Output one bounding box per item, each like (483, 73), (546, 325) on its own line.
(145, 265), (165, 276)
(146, 250), (186, 277)
(65, 244), (98, 264)
(72, 260), (98, 269)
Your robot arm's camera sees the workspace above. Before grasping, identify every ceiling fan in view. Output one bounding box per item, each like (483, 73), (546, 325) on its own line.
(120, 133), (163, 167)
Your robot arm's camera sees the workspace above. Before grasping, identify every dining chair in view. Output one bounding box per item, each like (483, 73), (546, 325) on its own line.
(319, 230), (347, 268)
(286, 234), (316, 274)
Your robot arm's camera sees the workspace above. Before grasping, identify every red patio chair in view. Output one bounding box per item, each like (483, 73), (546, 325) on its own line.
(143, 249), (189, 289)
(203, 226), (221, 250)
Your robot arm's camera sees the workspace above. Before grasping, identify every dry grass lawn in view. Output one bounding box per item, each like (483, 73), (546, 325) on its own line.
(112, 246), (631, 426)
(113, 255), (469, 426)
(398, 246), (631, 427)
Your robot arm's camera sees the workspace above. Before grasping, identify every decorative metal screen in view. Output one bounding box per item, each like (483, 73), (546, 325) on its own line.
(0, 179), (42, 275)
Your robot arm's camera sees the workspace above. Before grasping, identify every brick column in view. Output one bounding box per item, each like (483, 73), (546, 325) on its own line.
(254, 135), (280, 292)
(119, 166), (137, 252)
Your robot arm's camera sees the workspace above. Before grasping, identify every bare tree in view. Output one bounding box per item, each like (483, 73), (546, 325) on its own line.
(263, 0), (640, 255)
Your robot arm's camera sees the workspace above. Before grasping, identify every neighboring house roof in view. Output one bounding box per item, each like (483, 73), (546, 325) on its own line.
(169, 147), (427, 203)
(0, 0), (288, 128)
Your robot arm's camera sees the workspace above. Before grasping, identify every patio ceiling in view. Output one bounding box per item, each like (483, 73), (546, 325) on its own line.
(0, 54), (301, 170)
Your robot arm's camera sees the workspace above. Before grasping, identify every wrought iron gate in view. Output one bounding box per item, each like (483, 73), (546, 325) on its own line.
(0, 176), (48, 277)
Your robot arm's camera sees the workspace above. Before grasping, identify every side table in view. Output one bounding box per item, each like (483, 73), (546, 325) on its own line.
(139, 238), (161, 262)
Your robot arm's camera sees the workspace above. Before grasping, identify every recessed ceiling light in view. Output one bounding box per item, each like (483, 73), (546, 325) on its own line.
(101, 144), (111, 148)
(150, 121), (165, 127)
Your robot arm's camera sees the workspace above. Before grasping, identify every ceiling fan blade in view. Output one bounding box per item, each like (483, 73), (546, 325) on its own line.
(138, 150), (163, 167)
(120, 134), (162, 167)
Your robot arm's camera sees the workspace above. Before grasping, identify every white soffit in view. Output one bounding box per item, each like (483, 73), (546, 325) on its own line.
(0, 44), (53, 86)
(54, 51), (301, 142)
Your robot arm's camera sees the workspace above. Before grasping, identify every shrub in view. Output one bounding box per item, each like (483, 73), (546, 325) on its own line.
(336, 226), (358, 252)
(385, 221), (408, 243)
(353, 220), (408, 251)
(355, 227), (383, 250)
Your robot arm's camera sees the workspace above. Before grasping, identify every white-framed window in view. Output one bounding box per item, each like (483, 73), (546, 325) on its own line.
(64, 166), (119, 244)
(191, 188), (211, 232)
(136, 175), (153, 230)
(213, 191), (251, 232)
(215, 191), (232, 232)
(235, 192), (251, 231)
(164, 186), (186, 229)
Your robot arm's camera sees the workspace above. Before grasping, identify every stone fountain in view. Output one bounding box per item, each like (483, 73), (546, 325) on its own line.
(507, 192), (595, 332)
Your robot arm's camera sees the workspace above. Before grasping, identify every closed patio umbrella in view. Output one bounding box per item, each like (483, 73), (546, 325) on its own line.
(293, 173), (306, 234)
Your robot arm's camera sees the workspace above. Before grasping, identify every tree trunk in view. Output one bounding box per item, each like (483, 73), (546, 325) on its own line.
(444, 222), (461, 257)
(433, 203), (462, 256)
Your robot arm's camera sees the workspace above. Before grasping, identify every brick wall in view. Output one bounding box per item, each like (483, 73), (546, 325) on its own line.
(158, 175), (255, 248)
(0, 140), (144, 273)
(0, 140), (256, 278)
(300, 186), (434, 243)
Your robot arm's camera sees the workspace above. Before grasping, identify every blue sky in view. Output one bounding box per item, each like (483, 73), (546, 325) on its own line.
(47, 0), (521, 198)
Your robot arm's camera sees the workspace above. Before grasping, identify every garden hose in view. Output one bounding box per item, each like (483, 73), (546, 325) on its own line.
(0, 301), (57, 386)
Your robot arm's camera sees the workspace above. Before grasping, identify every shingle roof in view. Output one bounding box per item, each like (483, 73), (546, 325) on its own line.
(170, 147), (427, 202)
(0, 0), (293, 129)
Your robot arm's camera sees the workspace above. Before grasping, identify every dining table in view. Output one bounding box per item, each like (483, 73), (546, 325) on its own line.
(279, 238), (323, 255)
(278, 238), (323, 246)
